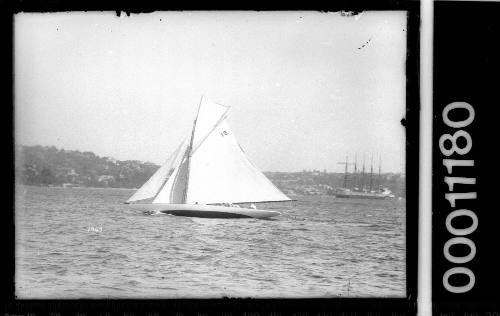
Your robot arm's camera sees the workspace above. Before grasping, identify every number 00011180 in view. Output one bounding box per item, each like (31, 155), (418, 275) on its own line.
(439, 102), (477, 293)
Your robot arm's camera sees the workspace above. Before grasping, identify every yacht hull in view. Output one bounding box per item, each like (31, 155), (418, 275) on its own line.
(128, 203), (280, 219)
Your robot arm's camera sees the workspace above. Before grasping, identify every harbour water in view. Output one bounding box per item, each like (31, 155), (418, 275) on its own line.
(15, 185), (406, 299)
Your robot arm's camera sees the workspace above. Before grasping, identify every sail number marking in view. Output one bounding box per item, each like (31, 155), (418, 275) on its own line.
(439, 101), (477, 294)
(220, 130), (229, 137)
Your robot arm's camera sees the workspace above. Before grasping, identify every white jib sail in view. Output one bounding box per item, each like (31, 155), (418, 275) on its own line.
(126, 139), (187, 203)
(185, 100), (291, 204)
(152, 148), (190, 204)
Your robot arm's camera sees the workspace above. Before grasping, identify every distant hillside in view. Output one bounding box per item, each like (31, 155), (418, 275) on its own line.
(15, 145), (159, 188)
(265, 170), (406, 198)
(15, 145), (406, 197)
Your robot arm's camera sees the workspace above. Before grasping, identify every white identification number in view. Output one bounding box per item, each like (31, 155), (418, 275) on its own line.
(440, 101), (477, 294)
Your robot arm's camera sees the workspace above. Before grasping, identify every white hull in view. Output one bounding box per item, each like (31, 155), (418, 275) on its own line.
(128, 203), (280, 219)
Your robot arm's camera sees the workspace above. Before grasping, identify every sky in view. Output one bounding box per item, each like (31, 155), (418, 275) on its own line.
(15, 11), (407, 173)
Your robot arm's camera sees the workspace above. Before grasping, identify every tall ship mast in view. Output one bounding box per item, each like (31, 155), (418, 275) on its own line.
(353, 153), (358, 189)
(378, 154), (382, 190)
(343, 154), (348, 188)
(334, 153), (394, 200)
(369, 155), (374, 192)
(361, 153), (365, 191)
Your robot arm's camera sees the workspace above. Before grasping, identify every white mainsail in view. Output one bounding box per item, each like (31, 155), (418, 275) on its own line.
(126, 138), (187, 203)
(134, 97), (291, 205)
(187, 119), (290, 204)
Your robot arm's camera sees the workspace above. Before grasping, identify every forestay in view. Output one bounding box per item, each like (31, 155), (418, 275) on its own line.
(185, 98), (291, 204)
(186, 118), (291, 204)
(131, 97), (291, 205)
(126, 139), (187, 203)
(152, 148), (189, 204)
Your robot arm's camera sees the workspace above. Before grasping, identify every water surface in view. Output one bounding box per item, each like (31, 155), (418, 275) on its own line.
(15, 186), (406, 298)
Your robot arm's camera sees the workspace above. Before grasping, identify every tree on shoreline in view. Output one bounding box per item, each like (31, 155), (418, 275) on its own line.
(15, 145), (406, 197)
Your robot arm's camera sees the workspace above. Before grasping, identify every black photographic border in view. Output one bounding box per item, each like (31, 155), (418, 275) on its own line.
(3, 1), (420, 315)
(433, 2), (500, 314)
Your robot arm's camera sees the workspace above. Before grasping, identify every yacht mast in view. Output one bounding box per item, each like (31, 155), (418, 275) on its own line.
(183, 96), (203, 203)
(369, 154), (374, 191)
(361, 153), (366, 191)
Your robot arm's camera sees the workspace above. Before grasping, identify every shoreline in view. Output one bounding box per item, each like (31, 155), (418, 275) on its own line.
(16, 184), (138, 190)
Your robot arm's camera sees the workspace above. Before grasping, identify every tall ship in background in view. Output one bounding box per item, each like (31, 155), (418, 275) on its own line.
(334, 153), (395, 199)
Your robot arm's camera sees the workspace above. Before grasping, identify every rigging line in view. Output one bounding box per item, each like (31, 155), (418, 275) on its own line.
(190, 105), (231, 156)
(128, 138), (186, 202)
(236, 142), (292, 199)
(170, 151), (190, 203)
(151, 140), (188, 202)
(153, 165), (177, 202)
(183, 95), (204, 203)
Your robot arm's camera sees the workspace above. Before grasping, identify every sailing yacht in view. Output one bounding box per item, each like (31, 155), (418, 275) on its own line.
(125, 97), (292, 218)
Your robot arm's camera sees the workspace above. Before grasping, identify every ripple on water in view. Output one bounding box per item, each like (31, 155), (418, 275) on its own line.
(16, 187), (406, 298)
